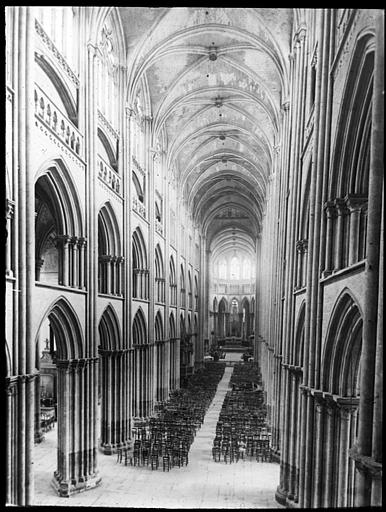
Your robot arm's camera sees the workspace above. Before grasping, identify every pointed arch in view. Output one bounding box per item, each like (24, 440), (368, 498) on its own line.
(180, 263), (185, 289)
(194, 314), (198, 334)
(169, 311), (176, 339)
(132, 171), (144, 202)
(194, 274), (199, 310)
(180, 312), (185, 336)
(97, 127), (118, 171)
(169, 254), (176, 285)
(293, 301), (306, 367)
(322, 290), (363, 396)
(330, 34), (375, 198)
(241, 296), (250, 310)
(132, 227), (147, 269)
(36, 296), (84, 361)
(35, 158), (84, 238)
(132, 307), (148, 345)
(155, 311), (164, 341)
(98, 201), (121, 256)
(155, 244), (164, 278)
(98, 304), (121, 351)
(35, 53), (78, 126)
(218, 297), (228, 312)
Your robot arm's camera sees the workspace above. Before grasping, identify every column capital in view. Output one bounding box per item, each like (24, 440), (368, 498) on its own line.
(324, 200), (337, 218)
(281, 100), (290, 111)
(334, 197), (349, 215)
(344, 193), (368, 212)
(56, 359), (71, 369)
(6, 198), (15, 218)
(125, 105), (136, 118)
(54, 234), (71, 247)
(335, 396), (359, 417)
(87, 42), (99, 58)
(296, 239), (304, 253)
(311, 389), (325, 408)
(295, 25), (307, 43)
(99, 254), (112, 263)
(299, 384), (311, 396)
(349, 445), (383, 478)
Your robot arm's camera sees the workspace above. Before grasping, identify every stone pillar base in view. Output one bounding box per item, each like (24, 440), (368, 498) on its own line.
(270, 449), (280, 463)
(275, 485), (288, 506)
(100, 440), (131, 455)
(52, 471), (102, 497)
(286, 496), (299, 508)
(34, 431), (45, 444)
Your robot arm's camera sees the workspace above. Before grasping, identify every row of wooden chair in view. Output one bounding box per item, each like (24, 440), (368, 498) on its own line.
(212, 362), (272, 464)
(117, 362), (226, 471)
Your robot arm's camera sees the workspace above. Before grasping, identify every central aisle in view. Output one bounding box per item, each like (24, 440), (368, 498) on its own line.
(33, 365), (281, 509)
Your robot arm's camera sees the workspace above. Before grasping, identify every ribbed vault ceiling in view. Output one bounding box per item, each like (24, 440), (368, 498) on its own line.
(119, 7), (293, 259)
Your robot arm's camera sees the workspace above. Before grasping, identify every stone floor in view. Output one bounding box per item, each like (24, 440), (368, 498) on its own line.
(33, 356), (282, 509)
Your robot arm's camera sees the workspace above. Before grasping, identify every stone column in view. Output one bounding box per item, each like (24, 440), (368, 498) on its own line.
(34, 337), (44, 444)
(70, 237), (78, 288)
(336, 399), (358, 507)
(276, 364), (289, 505)
(295, 240), (303, 289)
(312, 391), (325, 507)
(225, 312), (230, 337)
(333, 198), (346, 271)
(288, 370), (297, 500)
(78, 238), (86, 289)
(346, 195), (366, 266)
(62, 235), (71, 287)
(323, 201), (336, 275)
(135, 349), (140, 417)
(35, 258), (44, 282)
(106, 256), (112, 295)
(110, 256), (117, 295)
(322, 394), (336, 507)
(355, 10), (384, 507)
(6, 199), (15, 276)
(116, 256), (124, 295)
(298, 387), (309, 508)
(371, 185), (383, 506)
(175, 338), (180, 389)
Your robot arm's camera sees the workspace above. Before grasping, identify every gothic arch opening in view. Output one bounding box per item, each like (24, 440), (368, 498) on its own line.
(155, 311), (165, 401)
(218, 297), (228, 340)
(35, 160), (84, 288)
(98, 203), (123, 296)
(98, 305), (129, 454)
(34, 297), (99, 496)
(168, 312), (177, 392)
(321, 291), (363, 508)
(169, 255), (177, 306)
(132, 228), (148, 300)
(155, 244), (165, 303)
